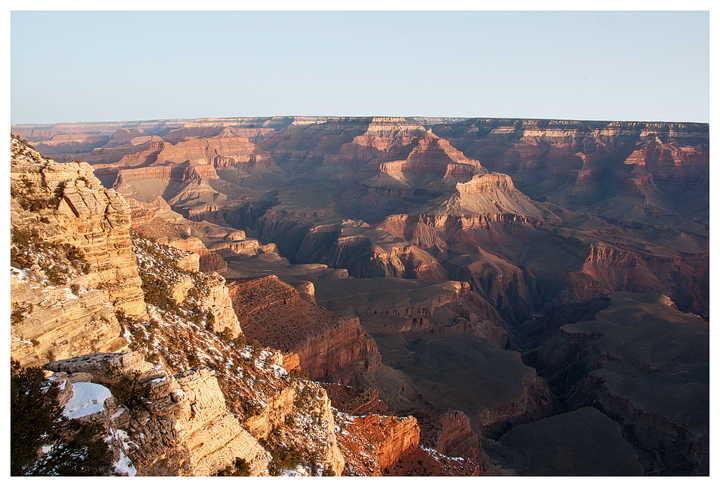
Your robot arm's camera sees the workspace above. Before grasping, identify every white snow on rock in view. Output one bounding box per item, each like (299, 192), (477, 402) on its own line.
(62, 382), (112, 419)
(113, 452), (137, 477)
(11, 266), (30, 280)
(106, 429), (137, 476)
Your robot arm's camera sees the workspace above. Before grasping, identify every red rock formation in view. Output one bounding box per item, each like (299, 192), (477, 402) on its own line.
(199, 251), (228, 273)
(290, 280), (316, 304)
(227, 275), (380, 381)
(380, 212), (547, 251)
(32, 133), (110, 154)
(323, 384), (389, 416)
(330, 117), (427, 166)
(436, 119), (708, 199)
(115, 163), (217, 186)
(409, 408), (487, 471)
(278, 219), (448, 281)
(337, 414), (419, 475)
(336, 402), (479, 476)
(368, 415), (419, 469)
(152, 133), (273, 167)
(404, 130), (481, 171)
(384, 445), (480, 476)
(437, 410), (481, 461)
(624, 140), (709, 182)
(281, 352), (300, 372)
(365, 130), (485, 191)
(293, 316), (380, 380)
(571, 242), (708, 319)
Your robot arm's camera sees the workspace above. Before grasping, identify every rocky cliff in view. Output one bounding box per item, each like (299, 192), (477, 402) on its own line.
(43, 352), (271, 476)
(10, 136), (351, 476)
(227, 275), (380, 382)
(11, 136), (147, 320)
(11, 272), (127, 368)
(335, 413), (420, 475)
(10, 136), (149, 367)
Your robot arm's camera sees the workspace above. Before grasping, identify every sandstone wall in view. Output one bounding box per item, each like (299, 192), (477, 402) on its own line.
(11, 137), (147, 320)
(11, 276), (127, 368)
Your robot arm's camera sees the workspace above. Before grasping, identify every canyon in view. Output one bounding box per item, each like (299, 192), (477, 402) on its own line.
(10, 114), (709, 476)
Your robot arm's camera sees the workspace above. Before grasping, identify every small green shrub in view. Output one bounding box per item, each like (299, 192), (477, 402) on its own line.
(249, 339), (262, 365)
(268, 446), (303, 476)
(106, 368), (149, 411)
(217, 327), (234, 342)
(216, 457), (251, 476)
(187, 352), (202, 368)
(289, 368), (309, 380)
(11, 302), (33, 325)
(234, 333), (247, 347)
(10, 228), (91, 285)
(242, 401), (262, 418)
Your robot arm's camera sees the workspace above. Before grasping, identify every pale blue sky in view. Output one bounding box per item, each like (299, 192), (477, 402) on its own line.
(10, 10), (710, 124)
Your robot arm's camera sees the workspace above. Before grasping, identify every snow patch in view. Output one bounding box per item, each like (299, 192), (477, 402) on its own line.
(283, 464), (309, 476)
(106, 429), (137, 476)
(113, 453), (137, 477)
(63, 382), (112, 419)
(11, 266), (30, 281)
(271, 364), (288, 378)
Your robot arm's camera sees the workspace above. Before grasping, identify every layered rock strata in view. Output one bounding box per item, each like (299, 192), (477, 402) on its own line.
(11, 136), (147, 320)
(11, 275), (127, 368)
(43, 352), (271, 476)
(227, 275), (380, 381)
(336, 414), (419, 475)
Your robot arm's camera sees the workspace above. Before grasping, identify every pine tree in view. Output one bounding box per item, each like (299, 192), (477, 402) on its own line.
(11, 361), (116, 476)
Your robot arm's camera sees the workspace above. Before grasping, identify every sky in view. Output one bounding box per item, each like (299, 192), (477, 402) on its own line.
(9, 6), (711, 124)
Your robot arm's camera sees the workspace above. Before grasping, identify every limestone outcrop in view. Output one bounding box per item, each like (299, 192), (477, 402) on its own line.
(10, 136), (148, 367)
(11, 274), (127, 368)
(11, 136), (147, 320)
(43, 352), (271, 476)
(131, 232), (242, 338)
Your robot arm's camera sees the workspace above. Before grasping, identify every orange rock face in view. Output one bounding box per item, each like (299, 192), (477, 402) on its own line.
(281, 352), (300, 372)
(227, 275), (380, 381)
(437, 411), (481, 461)
(337, 414), (419, 475)
(323, 383), (389, 416)
(384, 445), (480, 476)
(198, 252), (228, 273)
